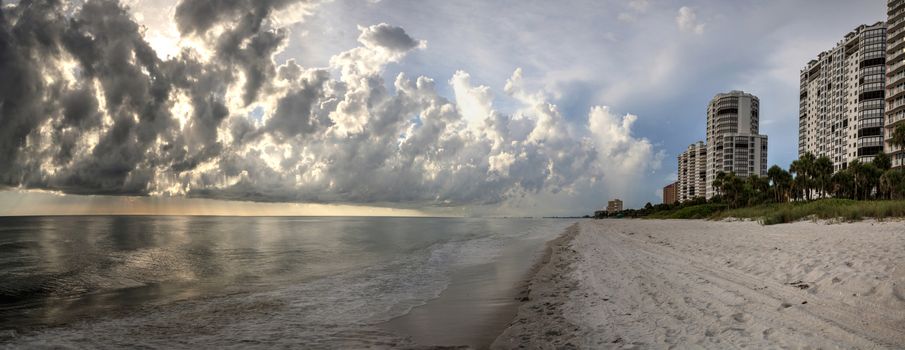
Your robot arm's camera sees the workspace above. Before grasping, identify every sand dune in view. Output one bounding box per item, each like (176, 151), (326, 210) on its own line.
(493, 220), (905, 349)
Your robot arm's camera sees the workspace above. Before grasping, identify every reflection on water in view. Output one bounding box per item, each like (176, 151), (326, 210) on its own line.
(0, 216), (572, 348)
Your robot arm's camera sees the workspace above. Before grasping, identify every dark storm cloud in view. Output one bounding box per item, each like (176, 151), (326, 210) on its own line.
(177, 0), (298, 106)
(174, 0), (299, 36)
(265, 69), (333, 139)
(0, 0), (180, 194)
(59, 0), (176, 194)
(0, 0), (65, 185)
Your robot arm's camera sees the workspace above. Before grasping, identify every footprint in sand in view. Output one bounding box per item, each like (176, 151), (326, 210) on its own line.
(762, 328), (774, 340)
(732, 313), (750, 323)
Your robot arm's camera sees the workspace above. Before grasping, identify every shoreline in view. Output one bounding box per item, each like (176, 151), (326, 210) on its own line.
(492, 219), (905, 348)
(380, 221), (577, 349)
(491, 224), (582, 349)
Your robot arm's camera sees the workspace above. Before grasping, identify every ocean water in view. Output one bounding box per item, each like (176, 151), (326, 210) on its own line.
(0, 216), (573, 349)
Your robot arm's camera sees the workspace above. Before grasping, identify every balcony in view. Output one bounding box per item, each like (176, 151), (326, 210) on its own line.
(890, 24), (905, 42)
(888, 59), (905, 76)
(889, 84), (905, 100)
(890, 47), (905, 63)
(889, 36), (905, 54)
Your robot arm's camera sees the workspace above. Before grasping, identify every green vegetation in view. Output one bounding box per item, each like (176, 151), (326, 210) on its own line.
(646, 203), (727, 219)
(600, 130), (905, 224)
(712, 199), (905, 225)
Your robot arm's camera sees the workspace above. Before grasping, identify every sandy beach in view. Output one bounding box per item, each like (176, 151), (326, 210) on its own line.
(493, 220), (905, 349)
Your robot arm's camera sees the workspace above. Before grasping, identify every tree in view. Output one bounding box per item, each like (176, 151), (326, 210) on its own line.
(767, 165), (792, 203)
(849, 160), (865, 200)
(848, 160), (882, 200)
(790, 153), (816, 201)
(875, 153), (893, 199)
(881, 169), (905, 200)
(718, 172), (746, 208)
(891, 123), (905, 150)
(873, 152), (892, 172)
(746, 175), (770, 206)
(866, 163), (883, 200)
(831, 170), (854, 199)
(712, 171), (726, 198)
(813, 156), (833, 198)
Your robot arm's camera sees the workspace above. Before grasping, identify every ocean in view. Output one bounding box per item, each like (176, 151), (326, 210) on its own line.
(0, 216), (574, 348)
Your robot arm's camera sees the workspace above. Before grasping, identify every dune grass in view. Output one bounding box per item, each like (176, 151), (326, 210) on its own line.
(646, 203), (728, 220)
(711, 199), (905, 225)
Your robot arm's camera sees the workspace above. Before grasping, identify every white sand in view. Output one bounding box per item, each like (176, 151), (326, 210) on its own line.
(493, 220), (905, 349)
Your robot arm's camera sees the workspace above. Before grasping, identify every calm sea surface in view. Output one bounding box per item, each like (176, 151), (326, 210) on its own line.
(0, 216), (573, 348)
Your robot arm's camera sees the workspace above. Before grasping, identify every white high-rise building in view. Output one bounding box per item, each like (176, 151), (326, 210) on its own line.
(677, 141), (706, 202)
(705, 91), (768, 199)
(888, 2), (905, 167)
(800, 22), (887, 171)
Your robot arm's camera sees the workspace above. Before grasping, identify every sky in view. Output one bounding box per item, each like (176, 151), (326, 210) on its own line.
(0, 0), (889, 216)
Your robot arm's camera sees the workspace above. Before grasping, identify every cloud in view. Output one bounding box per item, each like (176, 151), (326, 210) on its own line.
(329, 23), (426, 78)
(357, 22), (424, 52)
(676, 6), (705, 34)
(628, 0), (649, 13)
(618, 0), (648, 23)
(449, 70), (493, 127)
(0, 0), (663, 213)
(617, 13), (636, 23)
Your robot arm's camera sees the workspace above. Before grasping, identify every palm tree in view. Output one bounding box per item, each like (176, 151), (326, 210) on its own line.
(866, 163), (883, 200)
(849, 160), (864, 200)
(712, 171), (726, 199)
(722, 172), (745, 208)
(889, 124), (905, 169)
(848, 161), (882, 200)
(767, 165), (783, 203)
(874, 153), (893, 199)
(813, 156), (833, 198)
(767, 165), (792, 203)
(746, 175), (770, 206)
(831, 170), (854, 199)
(790, 153), (816, 201)
(873, 152), (892, 172)
(881, 169), (905, 200)
(891, 124), (905, 150)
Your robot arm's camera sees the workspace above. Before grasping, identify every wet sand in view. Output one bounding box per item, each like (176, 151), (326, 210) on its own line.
(380, 229), (559, 349)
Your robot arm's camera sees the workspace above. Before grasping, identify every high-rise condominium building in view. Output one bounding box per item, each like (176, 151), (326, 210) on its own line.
(705, 91), (768, 199)
(677, 141), (706, 202)
(800, 22), (887, 171)
(888, 2), (905, 167)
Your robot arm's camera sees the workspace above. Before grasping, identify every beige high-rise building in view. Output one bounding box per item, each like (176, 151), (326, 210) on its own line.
(800, 22), (886, 171)
(888, 2), (905, 167)
(705, 91), (768, 199)
(677, 141), (706, 202)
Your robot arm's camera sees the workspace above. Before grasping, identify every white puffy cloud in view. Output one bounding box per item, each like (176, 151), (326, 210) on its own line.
(450, 70), (494, 128)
